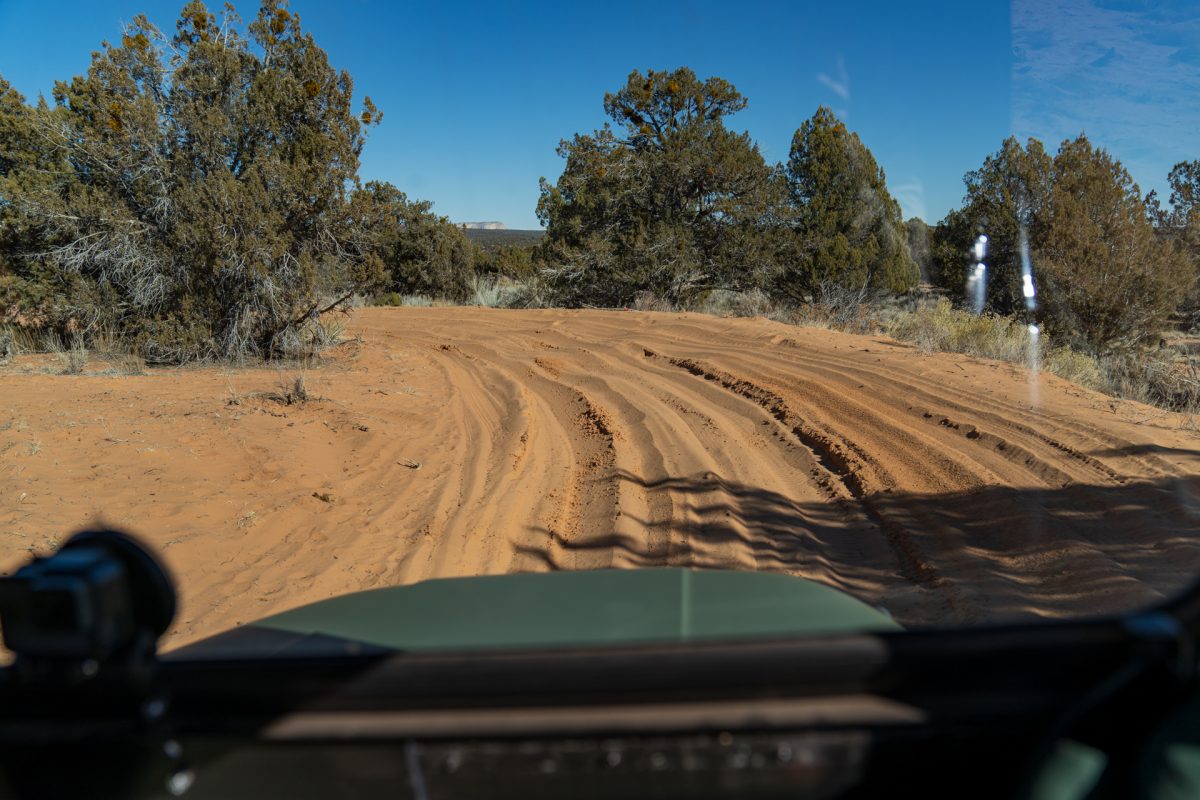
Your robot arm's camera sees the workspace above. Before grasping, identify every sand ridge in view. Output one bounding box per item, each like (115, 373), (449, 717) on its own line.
(2, 307), (1199, 650)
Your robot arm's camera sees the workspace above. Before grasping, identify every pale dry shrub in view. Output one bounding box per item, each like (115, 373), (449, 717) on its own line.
(108, 353), (146, 376)
(1099, 350), (1200, 413)
(0, 325), (41, 356)
(887, 298), (1030, 362)
(262, 373), (309, 406)
(466, 275), (550, 309)
(46, 333), (88, 374)
(796, 283), (885, 334)
(1043, 347), (1105, 390)
(630, 292), (677, 312)
(692, 288), (784, 319)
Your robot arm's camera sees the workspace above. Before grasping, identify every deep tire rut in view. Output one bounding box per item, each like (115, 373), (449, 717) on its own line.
(645, 348), (951, 596)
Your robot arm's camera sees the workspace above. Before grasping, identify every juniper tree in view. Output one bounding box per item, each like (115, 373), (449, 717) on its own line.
(1037, 136), (1194, 349)
(779, 107), (918, 299)
(930, 136), (1053, 314)
(350, 181), (475, 301)
(0, 78), (81, 324)
(3, 1), (380, 361)
(536, 68), (783, 305)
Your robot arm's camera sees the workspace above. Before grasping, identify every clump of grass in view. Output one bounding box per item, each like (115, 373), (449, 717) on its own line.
(1100, 349), (1200, 414)
(1043, 346), (1105, 390)
(629, 292), (677, 312)
(9, 326), (39, 352)
(88, 325), (122, 358)
(887, 298), (1031, 362)
(0, 325), (40, 356)
(50, 334), (89, 374)
(691, 288), (786, 319)
(109, 353), (146, 375)
(373, 292), (434, 307)
(280, 374), (309, 404)
(242, 372), (313, 406)
(3, 324), (148, 375)
(296, 313), (346, 352)
(883, 297), (1199, 414)
(88, 326), (147, 374)
(466, 275), (550, 309)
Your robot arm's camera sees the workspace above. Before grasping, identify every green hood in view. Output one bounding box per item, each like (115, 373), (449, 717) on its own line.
(177, 569), (899, 658)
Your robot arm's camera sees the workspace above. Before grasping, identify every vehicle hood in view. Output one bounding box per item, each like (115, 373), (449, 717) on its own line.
(171, 568), (900, 659)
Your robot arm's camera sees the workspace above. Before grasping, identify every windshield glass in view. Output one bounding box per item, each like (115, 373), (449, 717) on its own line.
(0, 0), (1197, 656)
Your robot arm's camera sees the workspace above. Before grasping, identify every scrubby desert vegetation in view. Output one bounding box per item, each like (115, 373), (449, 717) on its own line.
(1, 2), (1198, 412)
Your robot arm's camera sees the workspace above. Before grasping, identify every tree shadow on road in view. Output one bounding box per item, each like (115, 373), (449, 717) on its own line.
(511, 470), (1200, 630)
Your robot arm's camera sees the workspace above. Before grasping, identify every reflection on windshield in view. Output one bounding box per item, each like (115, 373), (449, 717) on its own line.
(0, 0), (1196, 656)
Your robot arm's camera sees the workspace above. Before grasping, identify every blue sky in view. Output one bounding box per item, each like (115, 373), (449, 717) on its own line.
(0, 1), (1195, 228)
(1012, 0), (1200, 205)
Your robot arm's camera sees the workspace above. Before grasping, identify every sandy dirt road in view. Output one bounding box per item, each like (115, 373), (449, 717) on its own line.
(3, 307), (1200, 649)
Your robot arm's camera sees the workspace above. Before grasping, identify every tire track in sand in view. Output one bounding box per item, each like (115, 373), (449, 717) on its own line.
(9, 306), (1198, 650)
(642, 348), (953, 602)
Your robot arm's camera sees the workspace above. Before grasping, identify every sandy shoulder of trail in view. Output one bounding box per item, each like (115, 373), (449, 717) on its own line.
(1, 307), (1198, 650)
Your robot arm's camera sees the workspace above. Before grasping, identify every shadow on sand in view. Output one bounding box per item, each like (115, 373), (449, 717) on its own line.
(511, 470), (1200, 629)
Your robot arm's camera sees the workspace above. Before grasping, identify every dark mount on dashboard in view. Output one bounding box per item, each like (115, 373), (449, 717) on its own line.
(0, 530), (188, 799)
(0, 528), (176, 679)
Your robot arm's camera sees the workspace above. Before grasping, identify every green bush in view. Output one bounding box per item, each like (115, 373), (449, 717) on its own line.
(372, 292), (407, 307)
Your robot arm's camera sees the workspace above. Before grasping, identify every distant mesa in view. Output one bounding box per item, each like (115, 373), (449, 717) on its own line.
(460, 225), (546, 250)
